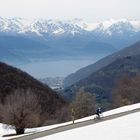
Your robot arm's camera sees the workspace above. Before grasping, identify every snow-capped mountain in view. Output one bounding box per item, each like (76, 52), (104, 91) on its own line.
(0, 17), (140, 71)
(0, 17), (140, 36)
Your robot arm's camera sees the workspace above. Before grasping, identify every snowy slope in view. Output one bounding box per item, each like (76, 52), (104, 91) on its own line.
(37, 112), (140, 140)
(0, 103), (140, 140)
(36, 103), (140, 140)
(0, 18), (140, 36)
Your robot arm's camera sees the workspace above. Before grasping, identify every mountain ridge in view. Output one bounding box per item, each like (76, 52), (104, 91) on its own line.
(63, 54), (140, 111)
(64, 41), (140, 87)
(0, 18), (140, 36)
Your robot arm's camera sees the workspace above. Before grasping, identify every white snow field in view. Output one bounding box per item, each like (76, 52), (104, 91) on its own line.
(36, 111), (140, 140)
(0, 103), (140, 140)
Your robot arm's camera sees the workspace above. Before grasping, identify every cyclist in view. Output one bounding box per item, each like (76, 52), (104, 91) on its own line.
(96, 107), (102, 119)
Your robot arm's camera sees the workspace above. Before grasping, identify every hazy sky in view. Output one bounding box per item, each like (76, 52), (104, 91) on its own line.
(0, 0), (139, 21)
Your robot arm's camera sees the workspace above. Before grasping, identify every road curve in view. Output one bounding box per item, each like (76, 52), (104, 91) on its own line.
(10, 108), (140, 140)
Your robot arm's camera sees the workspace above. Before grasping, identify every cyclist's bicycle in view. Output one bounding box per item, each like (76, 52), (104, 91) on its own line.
(94, 112), (103, 120)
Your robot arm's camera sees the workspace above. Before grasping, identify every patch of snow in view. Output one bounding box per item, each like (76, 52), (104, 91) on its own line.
(82, 23), (99, 31)
(52, 28), (65, 35)
(130, 20), (140, 32)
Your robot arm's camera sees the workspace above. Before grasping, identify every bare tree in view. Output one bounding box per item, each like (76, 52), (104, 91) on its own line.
(54, 105), (71, 123)
(71, 91), (96, 119)
(0, 89), (42, 135)
(112, 76), (140, 108)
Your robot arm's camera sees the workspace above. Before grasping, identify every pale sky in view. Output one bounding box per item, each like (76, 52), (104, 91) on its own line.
(0, 0), (139, 21)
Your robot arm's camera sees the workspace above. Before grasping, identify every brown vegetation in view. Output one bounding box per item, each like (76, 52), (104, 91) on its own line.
(112, 76), (140, 108)
(71, 91), (96, 119)
(0, 62), (67, 124)
(0, 89), (42, 134)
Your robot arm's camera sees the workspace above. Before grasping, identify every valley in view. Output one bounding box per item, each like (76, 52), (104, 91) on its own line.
(0, 18), (140, 81)
(0, 0), (140, 139)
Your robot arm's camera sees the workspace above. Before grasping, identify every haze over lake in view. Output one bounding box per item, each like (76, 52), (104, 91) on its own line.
(19, 59), (97, 78)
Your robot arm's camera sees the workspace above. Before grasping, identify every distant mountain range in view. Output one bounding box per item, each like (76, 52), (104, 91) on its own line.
(63, 42), (140, 109)
(0, 18), (140, 66)
(0, 35), (49, 65)
(0, 18), (140, 38)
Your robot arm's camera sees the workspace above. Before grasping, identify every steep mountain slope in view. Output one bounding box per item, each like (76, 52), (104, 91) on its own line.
(82, 42), (115, 54)
(63, 54), (140, 108)
(64, 42), (140, 87)
(0, 62), (66, 117)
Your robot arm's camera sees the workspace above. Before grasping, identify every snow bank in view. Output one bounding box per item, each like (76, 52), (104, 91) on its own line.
(0, 103), (140, 140)
(36, 111), (140, 140)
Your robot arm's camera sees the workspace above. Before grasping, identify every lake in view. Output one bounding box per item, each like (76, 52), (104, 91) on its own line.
(19, 59), (97, 78)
